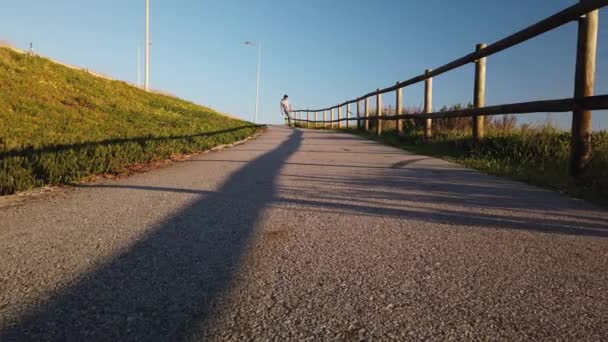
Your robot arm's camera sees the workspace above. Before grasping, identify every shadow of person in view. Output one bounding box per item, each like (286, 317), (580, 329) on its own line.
(1, 129), (303, 341)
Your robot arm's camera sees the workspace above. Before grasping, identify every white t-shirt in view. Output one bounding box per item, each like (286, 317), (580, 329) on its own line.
(280, 99), (291, 115)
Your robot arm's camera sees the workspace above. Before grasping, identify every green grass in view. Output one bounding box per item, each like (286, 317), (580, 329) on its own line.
(344, 126), (608, 207)
(0, 47), (262, 195)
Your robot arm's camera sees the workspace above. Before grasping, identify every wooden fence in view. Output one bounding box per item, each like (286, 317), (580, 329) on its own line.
(291, 0), (607, 177)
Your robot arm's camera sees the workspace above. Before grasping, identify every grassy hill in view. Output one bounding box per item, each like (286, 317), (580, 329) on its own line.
(0, 46), (261, 195)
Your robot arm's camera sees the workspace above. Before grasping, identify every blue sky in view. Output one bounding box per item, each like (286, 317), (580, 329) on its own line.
(1, 0), (607, 129)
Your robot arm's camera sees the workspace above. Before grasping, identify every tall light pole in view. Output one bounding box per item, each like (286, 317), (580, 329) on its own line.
(144, 0), (150, 91)
(137, 46), (141, 88)
(244, 41), (261, 123)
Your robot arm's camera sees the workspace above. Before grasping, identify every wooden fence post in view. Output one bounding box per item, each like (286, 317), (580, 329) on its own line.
(329, 108), (333, 128)
(396, 83), (403, 135)
(315, 111), (318, 128)
(356, 99), (361, 130)
(424, 69), (433, 139)
(338, 106), (342, 129)
(307, 111), (310, 128)
(346, 103), (350, 129)
(376, 89), (383, 136)
(364, 97), (370, 131)
(323, 110), (326, 128)
(571, 1), (598, 177)
(473, 43), (487, 143)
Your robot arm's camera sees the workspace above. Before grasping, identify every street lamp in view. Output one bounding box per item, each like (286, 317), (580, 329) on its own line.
(244, 41), (261, 124)
(145, 0), (150, 91)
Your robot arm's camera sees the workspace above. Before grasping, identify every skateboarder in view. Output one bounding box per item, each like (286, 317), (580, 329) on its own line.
(280, 94), (292, 127)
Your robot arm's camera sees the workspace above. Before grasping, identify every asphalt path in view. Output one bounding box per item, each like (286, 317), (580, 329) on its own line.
(1, 126), (607, 341)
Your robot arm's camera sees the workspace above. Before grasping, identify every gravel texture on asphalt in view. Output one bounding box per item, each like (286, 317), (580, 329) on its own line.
(1, 126), (607, 341)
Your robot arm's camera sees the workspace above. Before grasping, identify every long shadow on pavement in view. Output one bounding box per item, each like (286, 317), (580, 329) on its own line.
(1, 129), (303, 341)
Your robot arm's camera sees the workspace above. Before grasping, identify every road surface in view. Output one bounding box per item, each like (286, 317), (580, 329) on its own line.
(1, 126), (607, 341)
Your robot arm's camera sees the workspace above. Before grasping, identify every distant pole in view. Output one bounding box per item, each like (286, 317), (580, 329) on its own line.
(144, 0), (150, 91)
(244, 41), (261, 124)
(254, 44), (261, 124)
(137, 46), (142, 88)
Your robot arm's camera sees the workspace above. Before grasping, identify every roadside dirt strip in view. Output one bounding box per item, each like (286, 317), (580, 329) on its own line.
(1, 126), (607, 341)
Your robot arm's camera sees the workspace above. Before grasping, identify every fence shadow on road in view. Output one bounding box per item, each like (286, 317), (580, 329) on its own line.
(79, 130), (608, 240)
(276, 166), (608, 237)
(1, 129), (303, 340)
(77, 136), (608, 239)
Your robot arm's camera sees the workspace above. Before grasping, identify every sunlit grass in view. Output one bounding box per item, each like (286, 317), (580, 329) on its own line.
(0, 47), (262, 195)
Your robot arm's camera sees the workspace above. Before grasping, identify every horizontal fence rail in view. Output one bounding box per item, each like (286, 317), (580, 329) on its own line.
(290, 0), (606, 177)
(293, 95), (608, 122)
